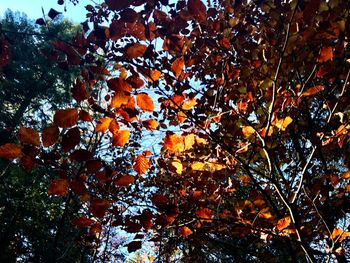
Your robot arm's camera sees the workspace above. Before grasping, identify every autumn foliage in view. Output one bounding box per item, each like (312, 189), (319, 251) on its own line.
(2, 0), (350, 262)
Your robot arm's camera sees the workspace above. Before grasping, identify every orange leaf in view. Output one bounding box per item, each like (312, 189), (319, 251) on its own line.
(114, 175), (135, 186)
(142, 119), (159, 130)
(147, 69), (161, 82)
(242, 126), (255, 137)
(18, 127), (40, 146)
(179, 226), (193, 237)
(126, 43), (147, 59)
(107, 78), (133, 92)
(96, 117), (113, 133)
(273, 116), (293, 131)
(182, 97), (196, 110)
(318, 46), (333, 62)
(177, 111), (187, 123)
(164, 133), (184, 152)
(111, 92), (130, 108)
(188, 0), (207, 23)
(54, 108), (78, 128)
(136, 93), (154, 112)
(171, 57), (185, 78)
(112, 130), (130, 147)
(109, 119), (120, 135)
(133, 154), (150, 176)
(0, 143), (22, 159)
(331, 226), (344, 240)
(196, 208), (213, 221)
(48, 179), (69, 196)
(301, 85), (324, 97)
(276, 216), (291, 231)
(42, 125), (59, 147)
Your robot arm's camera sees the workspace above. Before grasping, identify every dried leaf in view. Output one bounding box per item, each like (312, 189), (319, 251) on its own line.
(164, 133), (184, 152)
(90, 199), (110, 218)
(142, 119), (159, 130)
(188, 0), (207, 22)
(301, 85), (324, 97)
(196, 208), (213, 221)
(111, 91), (131, 108)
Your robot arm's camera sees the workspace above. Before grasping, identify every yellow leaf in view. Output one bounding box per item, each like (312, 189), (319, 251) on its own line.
(273, 116), (293, 131)
(171, 160), (183, 174)
(136, 93), (154, 112)
(242, 126), (255, 137)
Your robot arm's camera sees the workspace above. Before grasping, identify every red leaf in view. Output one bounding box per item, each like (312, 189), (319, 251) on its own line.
(54, 108), (78, 128)
(301, 85), (324, 97)
(72, 217), (95, 227)
(61, 127), (80, 152)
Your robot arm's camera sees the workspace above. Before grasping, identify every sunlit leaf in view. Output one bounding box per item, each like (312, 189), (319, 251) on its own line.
(136, 93), (154, 112)
(196, 208), (213, 222)
(171, 57), (185, 78)
(112, 130), (130, 147)
(242, 126), (255, 137)
(301, 85), (324, 97)
(164, 133), (184, 152)
(276, 216), (291, 231)
(273, 116), (293, 131)
(142, 119), (159, 130)
(96, 117), (113, 133)
(111, 91), (131, 109)
(182, 98), (196, 110)
(171, 160), (183, 174)
(179, 226), (193, 237)
(133, 154), (150, 176)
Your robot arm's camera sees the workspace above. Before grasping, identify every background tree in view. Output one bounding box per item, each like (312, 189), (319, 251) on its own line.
(0, 10), (91, 263)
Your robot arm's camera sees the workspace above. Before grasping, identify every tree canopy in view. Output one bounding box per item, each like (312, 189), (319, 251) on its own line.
(1, 0), (350, 262)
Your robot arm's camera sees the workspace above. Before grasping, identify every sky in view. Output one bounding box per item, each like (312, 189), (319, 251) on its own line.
(0, 0), (93, 23)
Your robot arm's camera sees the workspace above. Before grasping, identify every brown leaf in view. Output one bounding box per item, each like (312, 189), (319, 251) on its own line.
(112, 130), (130, 147)
(54, 108), (78, 128)
(188, 0), (207, 23)
(90, 199), (110, 218)
(133, 154), (150, 176)
(196, 208), (213, 222)
(0, 143), (22, 159)
(72, 217), (95, 227)
(114, 175), (135, 186)
(18, 127), (40, 146)
(136, 93), (154, 112)
(42, 125), (59, 147)
(48, 179), (69, 196)
(126, 43), (147, 59)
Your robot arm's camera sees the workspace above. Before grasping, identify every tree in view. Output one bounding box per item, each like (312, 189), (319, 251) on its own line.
(0, 10), (90, 263)
(2, 0), (350, 262)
